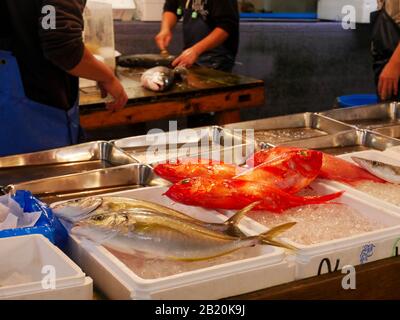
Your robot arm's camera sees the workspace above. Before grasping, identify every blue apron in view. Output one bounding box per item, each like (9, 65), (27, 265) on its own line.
(182, 0), (235, 72)
(0, 50), (80, 156)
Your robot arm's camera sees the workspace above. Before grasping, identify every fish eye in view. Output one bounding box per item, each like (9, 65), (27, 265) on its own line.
(92, 214), (105, 222)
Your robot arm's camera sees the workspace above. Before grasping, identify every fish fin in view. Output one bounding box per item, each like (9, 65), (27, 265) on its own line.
(304, 191), (344, 204)
(261, 222), (297, 239)
(261, 238), (298, 251)
(258, 222), (298, 251)
(226, 201), (261, 227)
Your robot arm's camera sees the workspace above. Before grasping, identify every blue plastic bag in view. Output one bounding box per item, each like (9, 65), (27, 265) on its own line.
(0, 191), (68, 248)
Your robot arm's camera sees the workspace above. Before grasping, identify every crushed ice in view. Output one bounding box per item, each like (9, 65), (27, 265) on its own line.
(354, 181), (400, 207)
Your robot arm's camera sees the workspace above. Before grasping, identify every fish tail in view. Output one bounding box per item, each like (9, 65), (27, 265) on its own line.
(258, 222), (298, 251)
(225, 201), (261, 227)
(303, 191), (344, 204)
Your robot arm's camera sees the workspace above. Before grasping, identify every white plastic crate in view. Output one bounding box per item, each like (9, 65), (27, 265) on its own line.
(220, 180), (400, 280)
(55, 187), (295, 300)
(317, 0), (378, 23)
(287, 181), (400, 279)
(0, 235), (93, 300)
(134, 0), (164, 21)
(54, 180), (400, 294)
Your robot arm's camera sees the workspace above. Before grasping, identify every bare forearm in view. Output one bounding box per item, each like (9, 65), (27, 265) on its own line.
(389, 44), (400, 66)
(67, 46), (115, 82)
(161, 12), (178, 32)
(192, 27), (229, 56)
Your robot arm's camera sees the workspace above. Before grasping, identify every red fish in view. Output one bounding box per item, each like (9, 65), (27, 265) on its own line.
(319, 154), (386, 185)
(165, 177), (344, 213)
(251, 147), (386, 186)
(154, 158), (242, 183)
(239, 149), (323, 194)
(248, 147), (302, 167)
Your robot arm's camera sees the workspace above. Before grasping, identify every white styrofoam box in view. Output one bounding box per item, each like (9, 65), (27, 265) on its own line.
(317, 0), (378, 23)
(0, 235), (93, 300)
(319, 150), (400, 215)
(55, 187), (295, 300)
(134, 0), (164, 21)
(285, 181), (400, 279)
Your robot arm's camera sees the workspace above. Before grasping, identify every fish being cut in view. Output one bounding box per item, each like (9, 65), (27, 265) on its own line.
(141, 66), (187, 92)
(165, 177), (344, 213)
(117, 53), (176, 68)
(351, 157), (400, 184)
(70, 203), (297, 261)
(52, 196), (248, 237)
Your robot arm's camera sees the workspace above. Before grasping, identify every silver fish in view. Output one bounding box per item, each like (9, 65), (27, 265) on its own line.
(140, 66), (187, 92)
(71, 205), (297, 261)
(52, 196), (249, 237)
(352, 157), (400, 184)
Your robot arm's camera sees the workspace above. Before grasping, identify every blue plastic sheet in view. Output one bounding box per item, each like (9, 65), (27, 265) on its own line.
(337, 94), (379, 108)
(0, 191), (68, 248)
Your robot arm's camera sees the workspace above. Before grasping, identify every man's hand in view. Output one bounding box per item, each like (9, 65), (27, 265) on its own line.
(98, 76), (128, 112)
(155, 30), (173, 51)
(378, 60), (400, 101)
(172, 47), (200, 68)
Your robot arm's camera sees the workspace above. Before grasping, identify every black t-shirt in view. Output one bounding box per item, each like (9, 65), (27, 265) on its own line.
(1, 0), (86, 111)
(164, 0), (239, 57)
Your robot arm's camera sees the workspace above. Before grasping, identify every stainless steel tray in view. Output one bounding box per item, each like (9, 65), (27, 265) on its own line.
(0, 141), (137, 186)
(319, 103), (400, 129)
(223, 113), (354, 148)
(113, 126), (254, 165)
(9, 164), (153, 204)
(373, 125), (400, 141)
(278, 130), (400, 155)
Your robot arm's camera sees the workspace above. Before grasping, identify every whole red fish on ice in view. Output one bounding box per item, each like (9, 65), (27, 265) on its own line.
(154, 147), (361, 213)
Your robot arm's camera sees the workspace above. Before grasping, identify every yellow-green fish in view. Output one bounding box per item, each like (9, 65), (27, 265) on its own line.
(52, 196), (252, 237)
(71, 204), (296, 261)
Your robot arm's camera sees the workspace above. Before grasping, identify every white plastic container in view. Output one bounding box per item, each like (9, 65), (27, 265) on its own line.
(56, 187), (295, 300)
(95, 0), (137, 21)
(84, 1), (116, 70)
(0, 235), (93, 300)
(283, 181), (400, 279)
(317, 0), (377, 23)
(134, 0), (164, 21)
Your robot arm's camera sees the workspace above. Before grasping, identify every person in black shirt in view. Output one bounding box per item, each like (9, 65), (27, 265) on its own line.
(155, 0), (239, 72)
(0, 0), (128, 156)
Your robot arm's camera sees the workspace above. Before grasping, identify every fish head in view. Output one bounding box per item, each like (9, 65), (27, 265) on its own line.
(285, 150), (323, 177)
(141, 67), (174, 92)
(164, 177), (208, 203)
(351, 157), (375, 169)
(250, 147), (303, 166)
(52, 197), (103, 223)
(79, 211), (131, 228)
